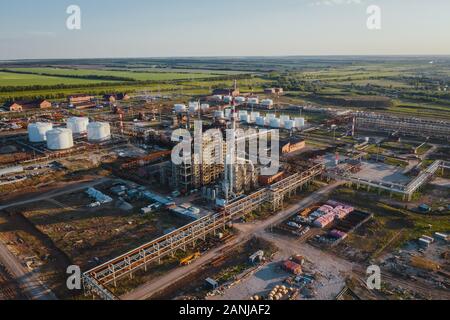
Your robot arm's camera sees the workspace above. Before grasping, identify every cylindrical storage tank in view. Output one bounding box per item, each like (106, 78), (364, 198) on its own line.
(250, 112), (260, 121)
(267, 113), (276, 120)
(188, 102), (200, 113)
(284, 120), (296, 130)
(295, 117), (305, 127)
(240, 114), (249, 123)
(248, 98), (259, 105)
(201, 104), (210, 111)
(174, 104), (187, 113)
(28, 122), (53, 143)
(67, 117), (89, 134)
(224, 109), (232, 118)
(280, 115), (290, 126)
(214, 111), (225, 119)
(256, 117), (266, 126)
(46, 128), (74, 150)
(261, 99), (274, 108)
(87, 122), (111, 142)
(239, 110), (248, 116)
(270, 118), (281, 128)
(235, 97), (246, 104)
(223, 96), (233, 103)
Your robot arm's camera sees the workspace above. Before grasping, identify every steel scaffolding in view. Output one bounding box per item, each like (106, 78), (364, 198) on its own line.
(354, 112), (450, 140)
(83, 164), (324, 299)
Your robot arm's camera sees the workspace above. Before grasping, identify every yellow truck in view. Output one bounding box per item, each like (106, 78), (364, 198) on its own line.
(179, 252), (201, 266)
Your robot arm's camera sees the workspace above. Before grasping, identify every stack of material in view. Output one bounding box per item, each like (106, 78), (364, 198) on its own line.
(283, 261), (302, 275)
(329, 230), (348, 240)
(410, 256), (441, 272)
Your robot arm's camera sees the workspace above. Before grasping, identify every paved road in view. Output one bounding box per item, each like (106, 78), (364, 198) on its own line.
(122, 181), (344, 300)
(0, 242), (56, 300)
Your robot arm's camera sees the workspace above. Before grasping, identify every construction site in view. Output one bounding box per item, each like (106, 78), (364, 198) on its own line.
(0, 80), (449, 302)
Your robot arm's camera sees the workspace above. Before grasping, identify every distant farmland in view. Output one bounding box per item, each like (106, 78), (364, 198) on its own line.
(2, 67), (231, 84)
(0, 71), (117, 87)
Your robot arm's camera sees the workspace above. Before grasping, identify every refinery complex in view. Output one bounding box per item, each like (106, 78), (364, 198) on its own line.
(1, 71), (449, 303)
(0, 2), (450, 307)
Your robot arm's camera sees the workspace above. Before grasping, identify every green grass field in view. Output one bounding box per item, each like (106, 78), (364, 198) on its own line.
(4, 67), (226, 83)
(0, 71), (117, 87)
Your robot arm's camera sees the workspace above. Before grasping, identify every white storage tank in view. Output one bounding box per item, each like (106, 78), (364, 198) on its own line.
(250, 112), (260, 121)
(201, 104), (210, 111)
(280, 115), (290, 126)
(28, 122), (53, 143)
(88, 122), (111, 142)
(214, 111), (225, 119)
(284, 120), (296, 130)
(224, 109), (232, 119)
(67, 117), (89, 134)
(46, 128), (74, 150)
(295, 117), (305, 127)
(235, 96), (246, 104)
(188, 101), (200, 113)
(174, 104), (187, 113)
(270, 118), (281, 128)
(248, 97), (259, 105)
(256, 117), (266, 126)
(223, 96), (233, 103)
(261, 99), (274, 108)
(240, 114), (249, 123)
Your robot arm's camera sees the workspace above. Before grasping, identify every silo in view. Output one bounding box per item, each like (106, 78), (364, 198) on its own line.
(223, 96), (233, 103)
(67, 117), (89, 134)
(46, 128), (74, 150)
(174, 104), (187, 113)
(28, 122), (53, 143)
(240, 114), (249, 123)
(295, 117), (306, 127)
(256, 117), (266, 126)
(261, 99), (274, 108)
(188, 102), (200, 113)
(88, 122), (111, 142)
(280, 115), (290, 126)
(284, 120), (296, 130)
(270, 118), (281, 128)
(248, 98), (259, 105)
(235, 97), (246, 104)
(214, 111), (225, 119)
(250, 112), (260, 122)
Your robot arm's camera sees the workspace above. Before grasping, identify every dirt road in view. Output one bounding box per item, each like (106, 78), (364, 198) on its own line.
(0, 178), (111, 211)
(0, 242), (56, 300)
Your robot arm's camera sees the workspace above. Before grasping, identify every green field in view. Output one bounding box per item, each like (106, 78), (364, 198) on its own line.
(4, 67), (227, 83)
(0, 71), (117, 87)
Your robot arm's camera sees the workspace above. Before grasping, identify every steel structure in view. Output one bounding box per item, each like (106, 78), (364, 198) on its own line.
(328, 160), (448, 201)
(83, 164), (324, 299)
(354, 112), (450, 140)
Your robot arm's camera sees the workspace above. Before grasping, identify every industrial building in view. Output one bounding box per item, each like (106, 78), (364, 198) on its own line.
(5, 99), (52, 112)
(281, 138), (306, 155)
(354, 112), (450, 140)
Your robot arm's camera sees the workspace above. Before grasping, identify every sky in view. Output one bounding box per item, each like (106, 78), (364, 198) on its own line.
(0, 0), (449, 60)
